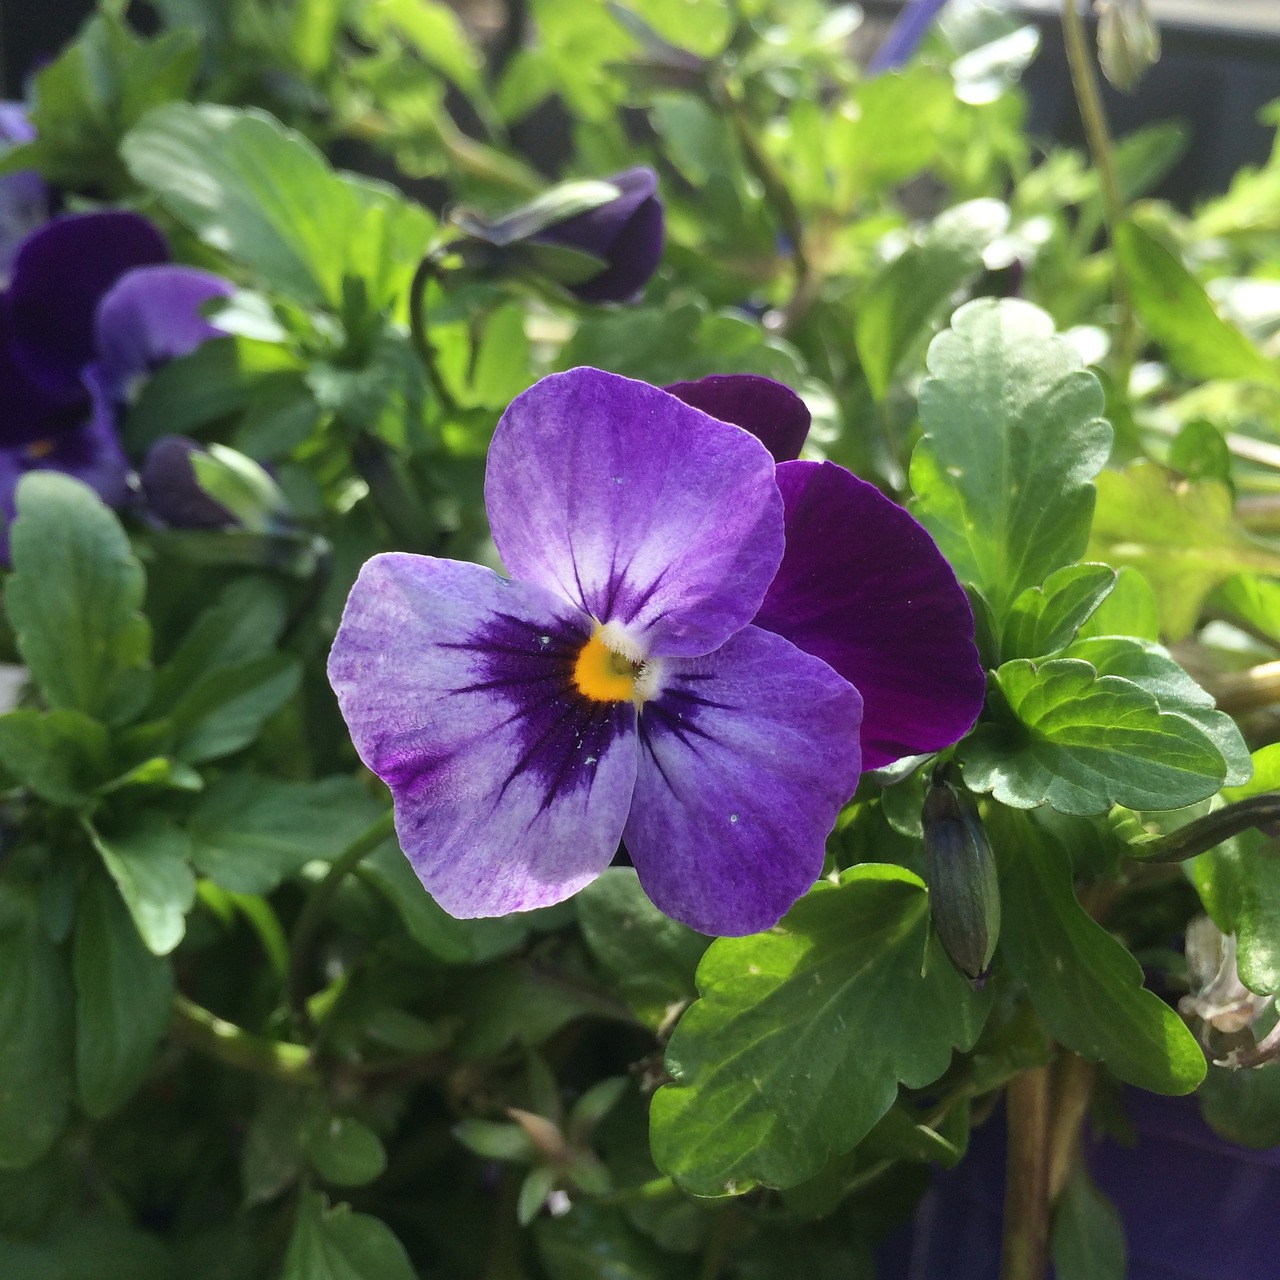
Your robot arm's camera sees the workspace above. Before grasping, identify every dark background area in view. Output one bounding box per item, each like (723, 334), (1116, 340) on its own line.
(5, 0), (1280, 205)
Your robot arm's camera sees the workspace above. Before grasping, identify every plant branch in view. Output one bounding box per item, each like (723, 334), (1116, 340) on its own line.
(172, 995), (318, 1084)
(408, 252), (461, 417)
(1130, 793), (1280, 864)
(1001, 1065), (1052, 1280)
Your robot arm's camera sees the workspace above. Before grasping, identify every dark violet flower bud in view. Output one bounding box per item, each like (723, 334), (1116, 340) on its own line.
(452, 169), (664, 304)
(141, 436), (289, 533)
(922, 769), (1000, 980)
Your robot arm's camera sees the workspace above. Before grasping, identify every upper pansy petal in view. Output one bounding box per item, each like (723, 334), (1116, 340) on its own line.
(753, 460), (985, 770)
(6, 211), (168, 394)
(624, 624), (862, 936)
(486, 367), (785, 659)
(93, 265), (233, 402)
(665, 374), (810, 463)
(328, 553), (638, 917)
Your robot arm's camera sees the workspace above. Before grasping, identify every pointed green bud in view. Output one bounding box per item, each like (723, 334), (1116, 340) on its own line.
(1096, 0), (1160, 94)
(922, 770), (1000, 980)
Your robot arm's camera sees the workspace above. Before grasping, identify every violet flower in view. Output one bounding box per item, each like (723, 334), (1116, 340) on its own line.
(867, 0), (948, 75)
(0, 104), (48, 276)
(329, 368), (983, 935)
(0, 210), (232, 556)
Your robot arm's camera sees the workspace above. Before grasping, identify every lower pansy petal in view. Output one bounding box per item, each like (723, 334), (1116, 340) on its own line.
(328, 553), (639, 917)
(486, 367), (784, 659)
(624, 624), (862, 936)
(753, 460), (985, 770)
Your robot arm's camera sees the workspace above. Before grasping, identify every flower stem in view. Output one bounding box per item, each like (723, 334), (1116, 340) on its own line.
(1047, 1053), (1095, 1200)
(1001, 1065), (1052, 1280)
(408, 253), (461, 418)
(1129, 793), (1280, 864)
(172, 994), (318, 1084)
(1060, 0), (1137, 382)
(288, 809), (397, 1030)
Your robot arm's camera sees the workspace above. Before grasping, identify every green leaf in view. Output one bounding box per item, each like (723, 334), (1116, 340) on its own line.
(1002, 564), (1118, 661)
(909, 299), (1112, 621)
(368, 0), (487, 99)
(994, 811), (1205, 1093)
(575, 869), (709, 1029)
(122, 103), (433, 310)
(73, 872), (174, 1117)
(856, 199), (1010, 400)
(88, 818), (196, 956)
(1089, 462), (1280, 639)
(188, 774), (384, 896)
(1050, 1163), (1126, 1280)
(1115, 219), (1280, 385)
(0, 910), (73, 1169)
(6, 473), (152, 727)
(1076, 566), (1160, 642)
(0, 710), (110, 808)
(650, 865), (988, 1195)
(1190, 744), (1280, 995)
(535, 1203), (695, 1280)
(961, 658), (1228, 814)
(280, 1192), (415, 1280)
(168, 653), (302, 764)
(1063, 635), (1252, 787)
(302, 1115), (388, 1188)
(1198, 1039), (1280, 1148)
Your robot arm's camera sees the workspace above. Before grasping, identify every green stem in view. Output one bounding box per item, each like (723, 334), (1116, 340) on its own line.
(1001, 1066), (1052, 1280)
(1130, 794), (1280, 863)
(1060, 0), (1137, 383)
(172, 994), (318, 1084)
(288, 809), (397, 1029)
(408, 253), (461, 418)
(698, 1207), (734, 1280)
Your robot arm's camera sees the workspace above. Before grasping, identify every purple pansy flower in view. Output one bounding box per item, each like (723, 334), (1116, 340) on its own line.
(867, 0), (949, 75)
(0, 104), (48, 276)
(532, 168), (664, 304)
(329, 368), (984, 935)
(0, 210), (233, 556)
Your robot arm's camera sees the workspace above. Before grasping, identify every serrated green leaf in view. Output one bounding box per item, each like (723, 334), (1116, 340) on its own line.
(0, 910), (73, 1169)
(856, 199), (1010, 400)
(910, 299), (1112, 621)
(1115, 219), (1279, 384)
(650, 865), (988, 1195)
(575, 870), (708, 1029)
(1002, 564), (1118, 661)
(88, 818), (195, 957)
(188, 774), (384, 896)
(961, 658), (1227, 814)
(302, 1115), (387, 1187)
(994, 811), (1205, 1093)
(1050, 1162), (1126, 1280)
(73, 873), (174, 1117)
(0, 710), (110, 808)
(1089, 462), (1280, 640)
(1064, 635), (1251, 787)
(6, 473), (152, 727)
(280, 1192), (415, 1280)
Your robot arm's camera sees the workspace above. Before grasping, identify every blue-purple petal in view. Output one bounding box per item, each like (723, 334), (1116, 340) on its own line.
(867, 0), (949, 74)
(664, 374), (811, 463)
(486, 367), (785, 658)
(753, 460), (985, 770)
(5, 211), (168, 395)
(624, 624), (862, 935)
(328, 553), (639, 917)
(0, 103), (49, 278)
(93, 265), (233, 403)
(0, 301), (89, 448)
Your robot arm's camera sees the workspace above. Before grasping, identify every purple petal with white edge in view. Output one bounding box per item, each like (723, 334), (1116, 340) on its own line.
(625, 624), (862, 935)
(0, 414), (130, 564)
(93, 265), (233, 402)
(5, 211), (168, 394)
(486, 368), (784, 658)
(328, 553), (639, 917)
(665, 374), (810, 463)
(753, 460), (985, 771)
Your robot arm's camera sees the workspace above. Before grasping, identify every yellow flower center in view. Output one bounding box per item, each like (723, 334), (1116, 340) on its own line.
(573, 630), (642, 703)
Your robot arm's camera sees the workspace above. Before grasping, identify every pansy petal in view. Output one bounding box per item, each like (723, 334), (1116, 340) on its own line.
(6, 211), (168, 393)
(624, 625), (862, 935)
(665, 374), (810, 463)
(0, 304), (87, 448)
(486, 367), (784, 658)
(328, 553), (638, 917)
(753, 460), (985, 770)
(94, 265), (233, 402)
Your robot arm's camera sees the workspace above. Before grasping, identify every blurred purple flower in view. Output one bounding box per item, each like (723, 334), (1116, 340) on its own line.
(328, 367), (983, 935)
(0, 103), (48, 277)
(867, 0), (948, 75)
(532, 167), (664, 303)
(0, 210), (233, 558)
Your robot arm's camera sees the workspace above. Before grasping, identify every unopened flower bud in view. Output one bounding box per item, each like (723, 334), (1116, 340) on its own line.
(141, 435), (290, 533)
(1096, 0), (1160, 94)
(922, 771), (1000, 980)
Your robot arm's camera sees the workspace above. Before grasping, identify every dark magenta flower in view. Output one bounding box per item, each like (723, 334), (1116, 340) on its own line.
(0, 211), (232, 555)
(329, 368), (983, 935)
(665, 373), (985, 769)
